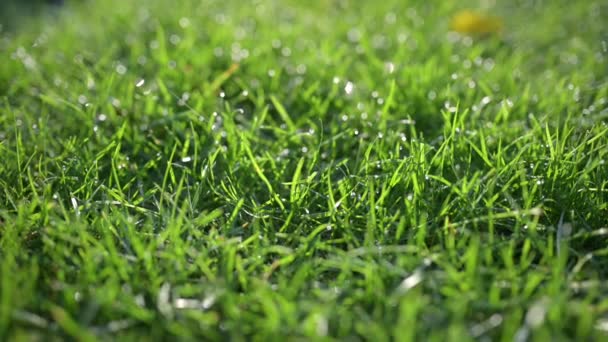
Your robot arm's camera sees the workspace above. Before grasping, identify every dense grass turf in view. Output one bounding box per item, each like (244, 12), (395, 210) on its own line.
(1, 0), (608, 340)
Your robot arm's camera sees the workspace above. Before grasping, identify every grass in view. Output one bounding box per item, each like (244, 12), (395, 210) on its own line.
(1, 0), (607, 340)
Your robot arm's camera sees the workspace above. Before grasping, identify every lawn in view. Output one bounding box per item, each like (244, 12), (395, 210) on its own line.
(1, 0), (607, 340)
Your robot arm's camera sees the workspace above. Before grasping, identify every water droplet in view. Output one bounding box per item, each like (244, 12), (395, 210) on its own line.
(347, 28), (361, 42)
(385, 62), (395, 74)
(344, 81), (354, 95)
(135, 79), (145, 87)
(169, 34), (181, 45)
(116, 64), (127, 75)
(179, 17), (190, 28)
(202, 295), (215, 309)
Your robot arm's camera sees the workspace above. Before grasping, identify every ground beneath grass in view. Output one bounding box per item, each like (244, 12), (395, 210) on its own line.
(1, 0), (608, 340)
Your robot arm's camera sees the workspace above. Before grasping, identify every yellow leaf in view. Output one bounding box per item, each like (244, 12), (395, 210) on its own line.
(450, 10), (504, 36)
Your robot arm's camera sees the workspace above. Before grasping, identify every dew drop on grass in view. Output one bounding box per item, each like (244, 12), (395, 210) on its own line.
(116, 64), (127, 75)
(444, 101), (457, 113)
(202, 295), (215, 309)
(135, 79), (145, 87)
(169, 34), (181, 45)
(71, 197), (80, 216)
(483, 59), (495, 71)
(344, 81), (354, 95)
(347, 28), (361, 42)
(179, 17), (190, 28)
